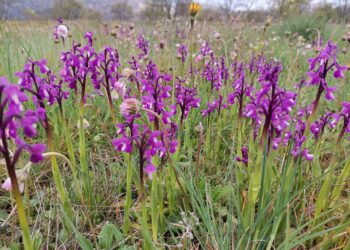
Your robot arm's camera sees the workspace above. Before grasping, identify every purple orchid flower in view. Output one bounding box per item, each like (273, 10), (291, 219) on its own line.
(244, 60), (297, 149)
(113, 102), (177, 186)
(236, 146), (249, 166)
(202, 55), (223, 91)
(228, 62), (254, 118)
(310, 111), (336, 141)
(334, 102), (350, 144)
(177, 43), (188, 64)
(137, 34), (149, 59)
(220, 57), (229, 85)
(16, 59), (57, 129)
(175, 78), (201, 129)
(92, 46), (121, 120)
(200, 41), (212, 57)
(202, 95), (227, 118)
(305, 41), (347, 117)
(290, 118), (313, 161)
(140, 61), (174, 129)
(0, 77), (45, 194)
(60, 32), (96, 104)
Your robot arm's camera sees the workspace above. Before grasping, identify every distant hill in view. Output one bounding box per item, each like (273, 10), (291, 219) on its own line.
(3, 0), (146, 20)
(5, 0), (54, 19)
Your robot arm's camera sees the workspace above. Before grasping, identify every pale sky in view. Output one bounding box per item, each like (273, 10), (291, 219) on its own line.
(196, 0), (336, 10)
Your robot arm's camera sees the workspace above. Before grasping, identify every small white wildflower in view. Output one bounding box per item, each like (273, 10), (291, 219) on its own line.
(77, 119), (90, 129)
(57, 24), (69, 38)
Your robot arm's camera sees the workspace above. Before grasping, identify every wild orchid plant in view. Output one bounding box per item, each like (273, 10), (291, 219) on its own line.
(16, 59), (73, 218)
(60, 32), (96, 206)
(113, 59), (179, 238)
(116, 106), (176, 239)
(137, 34), (149, 59)
(333, 102), (350, 144)
(177, 43), (188, 67)
(202, 53), (223, 91)
(93, 46), (121, 123)
(228, 62), (254, 118)
(53, 17), (69, 44)
(0, 77), (46, 250)
(305, 41), (347, 124)
(175, 78), (201, 130)
(244, 61), (297, 149)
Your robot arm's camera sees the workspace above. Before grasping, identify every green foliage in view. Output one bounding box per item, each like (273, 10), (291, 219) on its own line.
(111, 1), (134, 21)
(98, 222), (123, 249)
(51, 0), (83, 19)
(276, 0), (310, 16)
(51, 0), (101, 20)
(313, 3), (339, 22)
(278, 14), (327, 41)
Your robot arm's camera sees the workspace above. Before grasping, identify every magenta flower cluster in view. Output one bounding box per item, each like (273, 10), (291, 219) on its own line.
(0, 77), (45, 164)
(177, 43), (188, 64)
(113, 113), (177, 180)
(137, 34), (149, 59)
(175, 78), (201, 127)
(244, 61), (297, 147)
(140, 61), (175, 126)
(306, 41), (347, 102)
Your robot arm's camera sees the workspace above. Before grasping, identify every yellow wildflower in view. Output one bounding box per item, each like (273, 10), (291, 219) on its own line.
(189, 2), (201, 17)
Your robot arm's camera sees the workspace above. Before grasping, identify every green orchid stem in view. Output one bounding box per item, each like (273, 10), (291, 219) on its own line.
(79, 102), (93, 208)
(105, 86), (117, 125)
(195, 133), (203, 183)
(141, 195), (153, 249)
(46, 126), (73, 220)
(205, 118), (211, 157)
(151, 171), (159, 242)
(221, 38), (229, 66)
(244, 139), (267, 228)
(306, 84), (323, 132)
(123, 153), (133, 235)
(314, 146), (338, 217)
(158, 170), (164, 232)
(59, 112), (77, 169)
(7, 165), (33, 250)
(214, 111), (223, 160)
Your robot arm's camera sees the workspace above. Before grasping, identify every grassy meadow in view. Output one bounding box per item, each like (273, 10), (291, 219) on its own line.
(0, 17), (350, 249)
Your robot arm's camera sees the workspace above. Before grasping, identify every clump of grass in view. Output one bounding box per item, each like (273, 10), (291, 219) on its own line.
(278, 14), (327, 41)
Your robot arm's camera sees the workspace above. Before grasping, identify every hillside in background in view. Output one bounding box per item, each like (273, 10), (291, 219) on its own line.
(2, 0), (145, 20)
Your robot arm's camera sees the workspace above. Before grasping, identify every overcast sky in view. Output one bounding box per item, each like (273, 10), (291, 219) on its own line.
(195, 0), (336, 10)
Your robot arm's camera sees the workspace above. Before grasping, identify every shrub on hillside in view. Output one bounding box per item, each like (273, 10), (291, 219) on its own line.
(278, 14), (327, 41)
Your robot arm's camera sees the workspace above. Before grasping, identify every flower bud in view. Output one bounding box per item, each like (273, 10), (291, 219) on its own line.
(56, 24), (69, 38)
(122, 68), (134, 79)
(77, 119), (90, 129)
(120, 98), (141, 116)
(2, 168), (29, 193)
(189, 2), (201, 17)
(159, 40), (166, 49)
(194, 122), (204, 134)
(111, 30), (117, 37)
(264, 16), (272, 28)
(94, 134), (102, 142)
